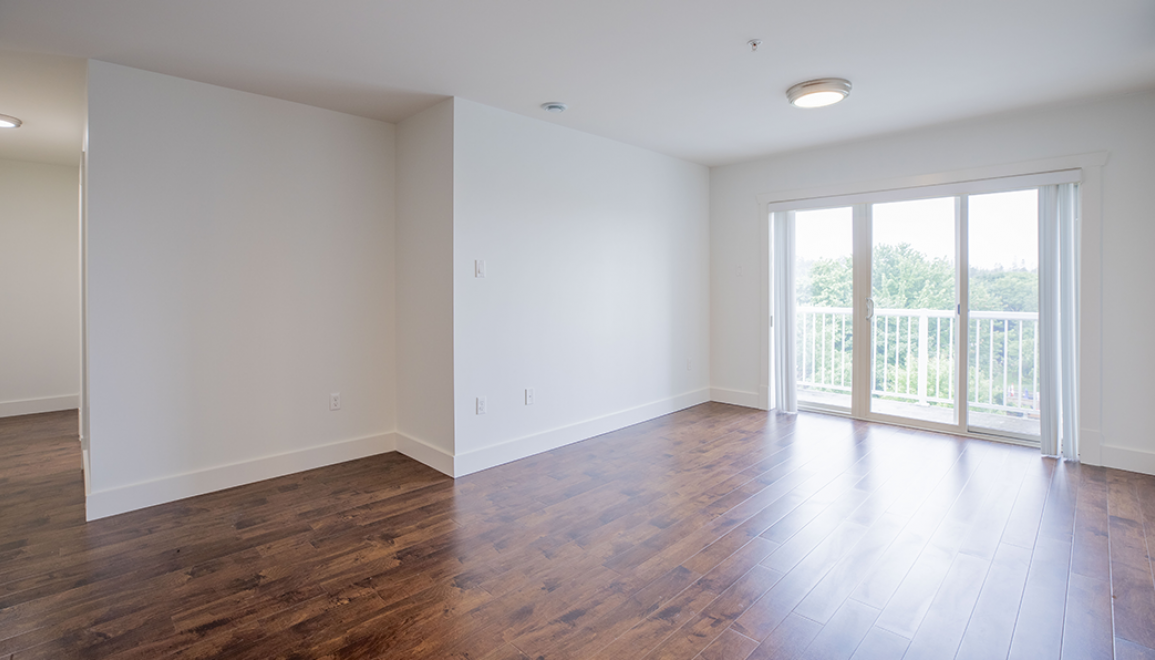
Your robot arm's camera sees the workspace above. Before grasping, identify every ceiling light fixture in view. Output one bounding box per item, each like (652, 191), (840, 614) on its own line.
(786, 78), (852, 108)
(0, 114), (23, 128)
(541, 102), (568, 113)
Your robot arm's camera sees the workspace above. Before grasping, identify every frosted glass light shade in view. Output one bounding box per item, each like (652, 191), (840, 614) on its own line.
(787, 79), (852, 108)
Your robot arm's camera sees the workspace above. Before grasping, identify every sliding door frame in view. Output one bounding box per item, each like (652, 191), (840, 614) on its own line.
(757, 154), (1106, 455)
(850, 203), (871, 420)
(852, 195), (968, 436)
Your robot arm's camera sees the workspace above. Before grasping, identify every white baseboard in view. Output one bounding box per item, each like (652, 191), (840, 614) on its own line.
(710, 388), (762, 409)
(0, 394), (80, 418)
(1098, 443), (1155, 477)
(85, 389), (716, 519)
(450, 388), (710, 478)
(395, 432), (455, 477)
(86, 432), (396, 521)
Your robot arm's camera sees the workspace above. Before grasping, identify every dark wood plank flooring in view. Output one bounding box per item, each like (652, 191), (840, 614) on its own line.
(2, 404), (1154, 659)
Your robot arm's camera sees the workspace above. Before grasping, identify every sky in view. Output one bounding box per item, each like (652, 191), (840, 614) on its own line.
(794, 189), (1039, 271)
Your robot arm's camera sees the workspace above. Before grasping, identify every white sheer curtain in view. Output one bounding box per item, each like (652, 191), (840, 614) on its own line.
(1038, 183), (1079, 459)
(772, 211), (797, 413)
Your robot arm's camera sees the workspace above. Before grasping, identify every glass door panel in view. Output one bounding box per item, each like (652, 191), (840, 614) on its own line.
(967, 190), (1040, 437)
(869, 197), (957, 424)
(794, 207), (853, 409)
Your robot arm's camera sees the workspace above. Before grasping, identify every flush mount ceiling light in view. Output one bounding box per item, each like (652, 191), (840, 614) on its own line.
(0, 114), (23, 128)
(541, 102), (568, 113)
(786, 78), (852, 108)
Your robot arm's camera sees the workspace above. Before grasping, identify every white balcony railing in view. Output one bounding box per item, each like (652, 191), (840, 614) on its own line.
(797, 306), (1039, 417)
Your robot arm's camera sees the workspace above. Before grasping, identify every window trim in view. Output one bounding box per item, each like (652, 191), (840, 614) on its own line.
(763, 169), (1081, 213)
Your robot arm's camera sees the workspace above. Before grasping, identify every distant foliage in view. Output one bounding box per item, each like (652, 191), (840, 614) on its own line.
(798, 255), (852, 307)
(871, 244), (954, 310)
(970, 269), (1038, 312)
(797, 243), (1038, 312)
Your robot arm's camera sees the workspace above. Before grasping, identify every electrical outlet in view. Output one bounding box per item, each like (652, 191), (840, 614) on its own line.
(330, 392), (341, 411)
(525, 388), (535, 405)
(687, 359), (693, 371)
(476, 396), (487, 415)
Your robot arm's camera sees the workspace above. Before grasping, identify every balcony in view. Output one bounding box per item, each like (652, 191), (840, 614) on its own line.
(797, 305), (1040, 437)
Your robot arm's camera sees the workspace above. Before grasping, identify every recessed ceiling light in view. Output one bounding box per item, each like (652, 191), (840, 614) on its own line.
(0, 114), (22, 128)
(541, 102), (568, 113)
(786, 79), (852, 108)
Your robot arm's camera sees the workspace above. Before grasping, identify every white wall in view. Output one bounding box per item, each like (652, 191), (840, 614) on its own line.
(0, 158), (80, 416)
(85, 61), (397, 519)
(395, 99), (456, 467)
(710, 90), (1155, 475)
(451, 99), (710, 474)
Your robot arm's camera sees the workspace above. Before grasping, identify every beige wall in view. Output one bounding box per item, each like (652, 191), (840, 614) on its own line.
(0, 157), (80, 416)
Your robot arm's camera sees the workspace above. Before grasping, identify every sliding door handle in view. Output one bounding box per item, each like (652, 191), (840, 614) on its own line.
(865, 298), (875, 320)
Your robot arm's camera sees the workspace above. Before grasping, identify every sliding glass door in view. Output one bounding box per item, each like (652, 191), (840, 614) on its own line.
(794, 207), (854, 410)
(966, 190), (1040, 438)
(868, 197), (958, 426)
(786, 188), (1044, 441)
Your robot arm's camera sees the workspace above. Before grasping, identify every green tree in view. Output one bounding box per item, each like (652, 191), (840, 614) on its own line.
(871, 243), (954, 310)
(805, 256), (853, 307)
(969, 269), (1038, 312)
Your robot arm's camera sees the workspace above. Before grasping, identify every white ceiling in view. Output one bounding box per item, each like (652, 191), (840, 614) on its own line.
(1, 0), (1154, 167)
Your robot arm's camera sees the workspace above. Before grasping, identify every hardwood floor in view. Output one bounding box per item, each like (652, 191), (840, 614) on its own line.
(2, 403), (1154, 659)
